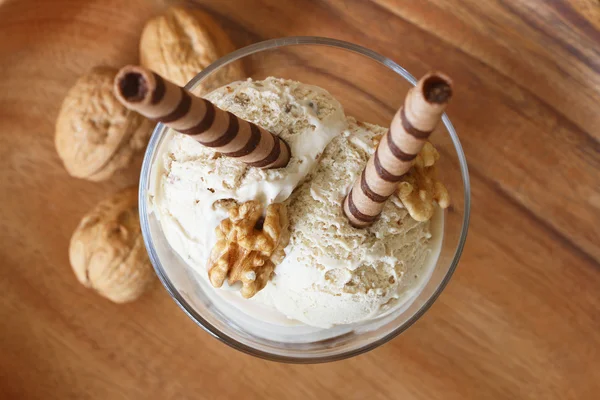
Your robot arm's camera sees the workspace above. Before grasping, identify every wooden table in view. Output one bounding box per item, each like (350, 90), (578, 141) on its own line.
(1, 0), (598, 398)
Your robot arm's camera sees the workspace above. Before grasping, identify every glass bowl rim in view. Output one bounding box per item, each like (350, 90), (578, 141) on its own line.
(139, 36), (471, 363)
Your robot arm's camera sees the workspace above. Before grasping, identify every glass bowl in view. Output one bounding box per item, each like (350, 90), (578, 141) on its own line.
(139, 36), (470, 363)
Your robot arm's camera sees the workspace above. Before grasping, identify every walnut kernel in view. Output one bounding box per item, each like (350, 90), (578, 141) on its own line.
(207, 201), (288, 298)
(396, 142), (451, 221)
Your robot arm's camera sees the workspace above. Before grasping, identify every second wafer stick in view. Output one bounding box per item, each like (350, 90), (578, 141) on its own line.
(343, 72), (453, 228)
(113, 65), (291, 169)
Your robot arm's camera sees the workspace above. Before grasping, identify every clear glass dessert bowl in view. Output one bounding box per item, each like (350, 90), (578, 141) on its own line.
(139, 37), (470, 363)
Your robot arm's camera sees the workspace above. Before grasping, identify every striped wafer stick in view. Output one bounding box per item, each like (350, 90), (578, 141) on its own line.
(343, 72), (453, 228)
(113, 65), (290, 169)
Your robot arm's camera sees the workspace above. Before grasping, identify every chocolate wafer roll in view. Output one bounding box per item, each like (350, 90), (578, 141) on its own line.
(114, 65), (290, 169)
(343, 72), (453, 228)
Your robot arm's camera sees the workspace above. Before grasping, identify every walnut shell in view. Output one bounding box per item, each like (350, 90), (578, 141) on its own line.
(69, 187), (154, 303)
(55, 66), (152, 181)
(140, 6), (245, 90)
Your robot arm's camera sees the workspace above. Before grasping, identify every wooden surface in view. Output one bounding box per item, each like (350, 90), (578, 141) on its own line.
(1, 0), (599, 398)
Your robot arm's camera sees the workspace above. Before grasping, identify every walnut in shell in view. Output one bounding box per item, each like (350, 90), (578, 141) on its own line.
(140, 6), (245, 90)
(69, 187), (154, 303)
(207, 201), (288, 299)
(55, 66), (152, 181)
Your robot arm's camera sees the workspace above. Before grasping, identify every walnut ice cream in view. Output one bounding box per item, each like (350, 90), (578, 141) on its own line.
(150, 77), (445, 328)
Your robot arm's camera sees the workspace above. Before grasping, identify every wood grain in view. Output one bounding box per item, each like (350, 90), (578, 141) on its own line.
(0, 0), (599, 399)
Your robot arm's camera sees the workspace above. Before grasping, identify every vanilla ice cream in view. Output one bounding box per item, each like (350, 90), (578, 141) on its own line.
(150, 77), (443, 332)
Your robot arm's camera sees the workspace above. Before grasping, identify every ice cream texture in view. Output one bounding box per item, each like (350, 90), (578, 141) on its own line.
(151, 77), (442, 328)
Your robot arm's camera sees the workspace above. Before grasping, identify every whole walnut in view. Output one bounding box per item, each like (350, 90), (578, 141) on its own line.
(140, 6), (245, 90)
(69, 187), (154, 303)
(55, 66), (152, 181)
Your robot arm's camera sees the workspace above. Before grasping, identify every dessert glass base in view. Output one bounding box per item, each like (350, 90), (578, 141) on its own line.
(139, 37), (470, 362)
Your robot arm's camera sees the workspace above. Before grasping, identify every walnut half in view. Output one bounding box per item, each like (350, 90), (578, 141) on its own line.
(372, 133), (451, 222)
(396, 142), (451, 221)
(207, 201), (288, 298)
